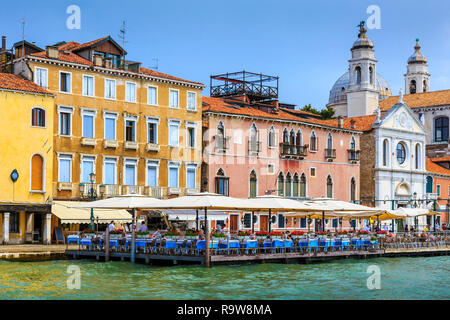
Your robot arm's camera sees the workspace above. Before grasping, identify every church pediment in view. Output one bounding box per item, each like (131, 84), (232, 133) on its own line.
(376, 103), (428, 135)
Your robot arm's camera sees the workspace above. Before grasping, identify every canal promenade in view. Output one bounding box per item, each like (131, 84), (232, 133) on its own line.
(0, 245), (78, 261)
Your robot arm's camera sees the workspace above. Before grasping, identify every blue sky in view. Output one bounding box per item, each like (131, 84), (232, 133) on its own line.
(2, 0), (450, 109)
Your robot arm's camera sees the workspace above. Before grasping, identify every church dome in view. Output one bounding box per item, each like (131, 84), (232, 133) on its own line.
(328, 71), (392, 104)
(408, 39), (427, 64)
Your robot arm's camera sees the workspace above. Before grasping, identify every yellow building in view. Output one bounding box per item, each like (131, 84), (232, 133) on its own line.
(0, 73), (55, 244)
(11, 36), (204, 210)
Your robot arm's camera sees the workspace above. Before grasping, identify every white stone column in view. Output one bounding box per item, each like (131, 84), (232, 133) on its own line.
(43, 214), (52, 245)
(2, 213), (10, 244)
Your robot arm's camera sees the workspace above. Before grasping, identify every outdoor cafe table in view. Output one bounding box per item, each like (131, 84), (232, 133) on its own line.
(351, 238), (362, 249)
(319, 238), (333, 252)
(308, 238), (319, 252)
(218, 240), (240, 254)
(67, 235), (80, 244)
(196, 240), (219, 254)
(242, 240), (258, 254)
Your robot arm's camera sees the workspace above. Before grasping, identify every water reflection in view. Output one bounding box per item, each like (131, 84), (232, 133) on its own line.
(0, 257), (448, 300)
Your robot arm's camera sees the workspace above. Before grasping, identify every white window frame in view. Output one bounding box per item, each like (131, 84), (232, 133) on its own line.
(82, 74), (95, 97)
(103, 157), (118, 185)
(103, 111), (118, 140)
(35, 67), (48, 89)
(168, 161), (181, 188)
(268, 126), (277, 148)
(168, 119), (181, 147)
(124, 116), (138, 142)
(58, 105), (74, 137)
(59, 71), (72, 94)
(80, 155), (96, 183)
(123, 158), (138, 186)
(185, 121), (197, 149)
(185, 163), (198, 189)
(169, 89), (179, 109)
(267, 163), (275, 175)
(104, 78), (116, 100)
(81, 108), (97, 138)
(146, 160), (160, 187)
(146, 117), (160, 144)
(31, 107), (46, 128)
(186, 91), (197, 111)
(147, 85), (158, 106)
(58, 154), (73, 183)
(125, 81), (137, 103)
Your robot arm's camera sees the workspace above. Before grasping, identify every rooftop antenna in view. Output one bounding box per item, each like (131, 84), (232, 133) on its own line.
(150, 58), (159, 70)
(21, 19), (25, 41)
(118, 21), (128, 66)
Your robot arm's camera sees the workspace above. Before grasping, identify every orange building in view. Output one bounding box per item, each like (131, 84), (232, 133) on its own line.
(425, 158), (450, 228)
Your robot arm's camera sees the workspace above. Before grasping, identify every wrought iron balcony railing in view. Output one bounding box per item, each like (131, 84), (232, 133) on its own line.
(248, 139), (262, 155)
(280, 143), (308, 159)
(348, 149), (361, 162)
(325, 148), (336, 160)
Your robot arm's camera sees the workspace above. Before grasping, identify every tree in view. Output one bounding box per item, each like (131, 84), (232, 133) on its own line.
(300, 104), (335, 120)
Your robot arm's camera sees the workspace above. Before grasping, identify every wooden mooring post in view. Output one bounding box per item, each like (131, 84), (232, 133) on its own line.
(105, 227), (110, 262)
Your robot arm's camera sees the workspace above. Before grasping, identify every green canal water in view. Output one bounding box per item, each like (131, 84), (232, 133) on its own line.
(0, 256), (448, 300)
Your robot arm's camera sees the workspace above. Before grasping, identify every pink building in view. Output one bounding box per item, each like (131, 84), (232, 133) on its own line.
(201, 74), (361, 233)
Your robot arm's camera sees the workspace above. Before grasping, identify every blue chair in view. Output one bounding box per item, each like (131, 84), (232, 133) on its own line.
(351, 238), (362, 250)
(334, 238), (342, 251)
(319, 239), (331, 252)
(81, 239), (92, 250)
(263, 240), (272, 253)
(342, 239), (351, 251)
(67, 236), (80, 244)
(308, 239), (319, 252)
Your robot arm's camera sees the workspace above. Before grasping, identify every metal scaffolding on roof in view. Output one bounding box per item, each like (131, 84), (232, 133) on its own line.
(210, 71), (279, 102)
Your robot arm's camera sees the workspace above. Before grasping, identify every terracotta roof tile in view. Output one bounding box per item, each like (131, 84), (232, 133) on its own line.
(202, 96), (360, 130)
(31, 50), (93, 66)
(140, 67), (203, 85)
(380, 90), (450, 111)
(426, 158), (450, 176)
(321, 115), (377, 131)
(71, 36), (109, 51)
(0, 72), (51, 95)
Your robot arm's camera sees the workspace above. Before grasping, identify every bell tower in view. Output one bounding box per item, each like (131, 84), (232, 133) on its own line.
(346, 21), (379, 117)
(405, 39), (430, 94)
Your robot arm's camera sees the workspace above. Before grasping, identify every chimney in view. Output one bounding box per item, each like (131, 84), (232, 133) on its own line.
(337, 116), (344, 128)
(1, 36), (5, 50)
(104, 57), (112, 69)
(46, 46), (59, 59)
(93, 54), (103, 67)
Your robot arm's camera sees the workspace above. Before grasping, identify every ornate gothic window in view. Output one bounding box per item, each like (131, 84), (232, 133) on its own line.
(310, 131), (317, 151)
(285, 172), (292, 197)
(326, 175), (333, 198)
(249, 170), (257, 198)
(268, 126), (276, 147)
(299, 173), (306, 198)
(350, 178), (356, 202)
(293, 173), (299, 197)
(277, 172), (284, 196)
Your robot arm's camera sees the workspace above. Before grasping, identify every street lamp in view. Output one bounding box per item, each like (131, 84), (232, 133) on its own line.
(89, 172), (96, 230)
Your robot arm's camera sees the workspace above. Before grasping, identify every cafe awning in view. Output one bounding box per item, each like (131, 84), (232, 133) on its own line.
(52, 201), (132, 224)
(161, 209), (229, 221)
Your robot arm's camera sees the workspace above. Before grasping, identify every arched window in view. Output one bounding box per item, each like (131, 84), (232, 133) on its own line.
(410, 80), (417, 94)
(296, 130), (302, 146)
(350, 136), (356, 150)
(383, 139), (389, 166)
(327, 133), (333, 149)
(215, 168), (229, 196)
(283, 128), (289, 144)
(355, 66), (361, 84)
(396, 142), (406, 164)
(249, 124), (259, 153)
(426, 176), (433, 194)
(423, 80), (428, 92)
(31, 154), (44, 191)
(340, 87), (345, 100)
(216, 121), (225, 150)
(310, 131), (317, 151)
(293, 173), (299, 197)
(434, 117), (449, 142)
(285, 172), (292, 197)
(249, 170), (257, 198)
(299, 173), (306, 198)
(277, 172), (284, 196)
(31, 107), (45, 127)
(289, 130), (295, 146)
(268, 126), (276, 147)
(350, 177), (356, 202)
(415, 144), (421, 170)
(369, 66), (374, 84)
(326, 175), (333, 198)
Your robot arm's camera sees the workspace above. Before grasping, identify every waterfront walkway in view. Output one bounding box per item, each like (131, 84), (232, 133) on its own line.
(0, 244), (78, 261)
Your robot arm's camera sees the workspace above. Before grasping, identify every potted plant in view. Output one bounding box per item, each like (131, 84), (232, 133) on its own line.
(269, 231), (283, 239)
(291, 231), (305, 239)
(255, 231), (268, 239)
(357, 230), (370, 239)
(136, 231), (149, 239)
(376, 230), (387, 238)
(81, 228), (95, 238)
(165, 230), (181, 240)
(212, 232), (226, 241)
(185, 231), (199, 240)
(110, 229), (123, 239)
(237, 230), (251, 240)
(317, 231), (327, 239)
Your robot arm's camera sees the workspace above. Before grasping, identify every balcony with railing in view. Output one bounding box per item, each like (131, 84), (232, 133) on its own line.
(348, 149), (361, 163)
(248, 139), (262, 155)
(325, 148), (336, 161)
(144, 186), (164, 199)
(122, 185), (144, 195)
(103, 184), (122, 197)
(280, 143), (308, 159)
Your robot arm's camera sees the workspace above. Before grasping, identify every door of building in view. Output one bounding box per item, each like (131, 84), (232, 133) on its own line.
(230, 215), (238, 234)
(33, 213), (43, 243)
(260, 215), (268, 233)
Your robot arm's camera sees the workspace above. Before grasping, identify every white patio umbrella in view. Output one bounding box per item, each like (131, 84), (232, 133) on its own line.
(71, 194), (165, 209)
(70, 194), (165, 263)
